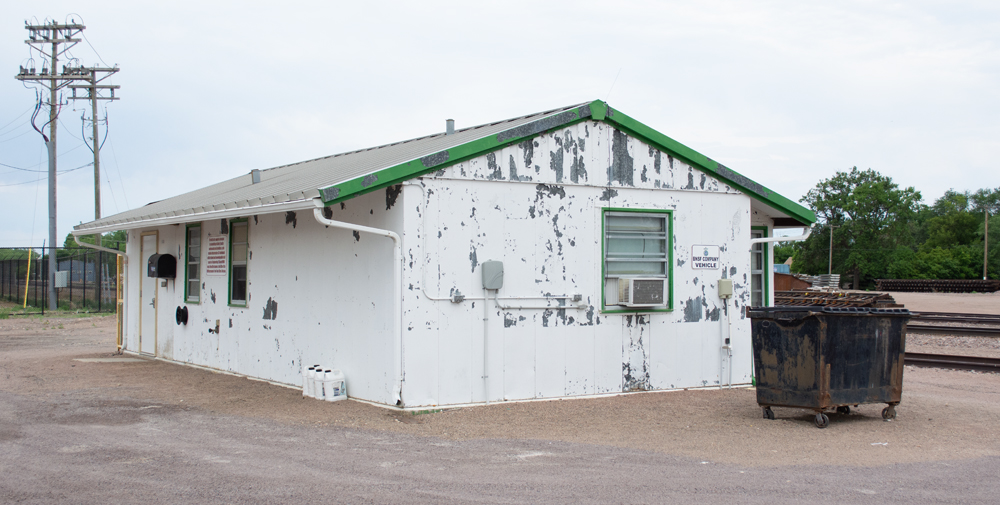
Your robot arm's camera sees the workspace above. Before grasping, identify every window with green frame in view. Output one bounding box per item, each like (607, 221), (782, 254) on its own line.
(185, 224), (201, 303)
(229, 220), (248, 306)
(750, 226), (769, 307)
(602, 209), (673, 311)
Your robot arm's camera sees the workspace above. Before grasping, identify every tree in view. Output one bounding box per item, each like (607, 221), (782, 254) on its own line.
(970, 187), (1000, 215)
(921, 190), (980, 250)
(773, 242), (795, 265)
(794, 167), (921, 288)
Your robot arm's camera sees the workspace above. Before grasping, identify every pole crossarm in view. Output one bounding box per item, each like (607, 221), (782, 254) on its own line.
(24, 22), (85, 58)
(68, 67), (121, 101)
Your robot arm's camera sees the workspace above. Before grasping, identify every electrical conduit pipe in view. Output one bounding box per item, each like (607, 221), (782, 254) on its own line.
(313, 203), (404, 407)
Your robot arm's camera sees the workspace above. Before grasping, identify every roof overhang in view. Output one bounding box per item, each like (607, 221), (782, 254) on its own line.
(72, 197), (319, 236)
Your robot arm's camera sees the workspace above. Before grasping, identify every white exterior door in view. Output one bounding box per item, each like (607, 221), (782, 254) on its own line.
(140, 233), (157, 354)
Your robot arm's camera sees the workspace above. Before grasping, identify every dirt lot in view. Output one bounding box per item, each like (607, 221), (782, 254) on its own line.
(1, 293), (999, 503)
(1, 309), (998, 468)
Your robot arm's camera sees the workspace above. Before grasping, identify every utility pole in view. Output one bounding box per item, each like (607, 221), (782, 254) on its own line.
(986, 209), (990, 280)
(828, 224), (840, 276)
(69, 67), (120, 235)
(69, 66), (119, 307)
(15, 19), (89, 310)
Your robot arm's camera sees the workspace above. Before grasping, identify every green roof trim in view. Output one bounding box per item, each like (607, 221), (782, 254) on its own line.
(599, 103), (816, 225)
(317, 100), (816, 225)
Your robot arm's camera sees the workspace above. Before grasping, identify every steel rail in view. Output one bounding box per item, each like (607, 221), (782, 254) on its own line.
(904, 352), (1000, 373)
(906, 324), (1000, 337)
(911, 312), (1000, 324)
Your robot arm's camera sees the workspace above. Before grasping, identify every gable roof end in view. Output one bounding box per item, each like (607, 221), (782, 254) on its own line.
(317, 99), (816, 226)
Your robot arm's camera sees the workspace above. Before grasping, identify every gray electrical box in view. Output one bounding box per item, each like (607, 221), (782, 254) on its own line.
(718, 279), (733, 299)
(481, 260), (504, 289)
(54, 271), (69, 288)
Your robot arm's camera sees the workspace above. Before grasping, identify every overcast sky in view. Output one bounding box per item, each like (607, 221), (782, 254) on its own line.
(2, 1), (998, 246)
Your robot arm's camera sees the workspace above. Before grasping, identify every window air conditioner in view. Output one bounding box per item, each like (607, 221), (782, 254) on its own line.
(617, 278), (666, 307)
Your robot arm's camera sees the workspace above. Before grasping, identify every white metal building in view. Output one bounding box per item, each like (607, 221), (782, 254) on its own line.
(74, 100), (816, 408)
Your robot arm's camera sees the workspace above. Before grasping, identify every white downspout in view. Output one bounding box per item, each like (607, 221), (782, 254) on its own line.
(749, 226), (812, 245)
(69, 235), (127, 257)
(312, 203), (405, 407)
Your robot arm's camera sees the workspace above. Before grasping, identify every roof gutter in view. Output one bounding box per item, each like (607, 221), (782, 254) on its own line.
(311, 201), (405, 408)
(73, 198), (320, 235)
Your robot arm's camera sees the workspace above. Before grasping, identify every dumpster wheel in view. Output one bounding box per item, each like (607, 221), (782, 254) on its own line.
(882, 405), (897, 420)
(762, 407), (775, 420)
(814, 413), (830, 429)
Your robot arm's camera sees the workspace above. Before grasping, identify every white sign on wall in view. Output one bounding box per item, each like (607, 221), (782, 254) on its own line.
(691, 245), (720, 269)
(205, 235), (228, 276)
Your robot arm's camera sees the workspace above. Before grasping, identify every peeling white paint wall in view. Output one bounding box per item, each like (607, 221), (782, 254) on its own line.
(123, 189), (402, 406)
(120, 120), (788, 409)
(400, 120), (764, 407)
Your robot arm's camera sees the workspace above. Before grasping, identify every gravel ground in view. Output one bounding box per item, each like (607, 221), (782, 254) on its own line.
(880, 291), (1000, 358)
(2, 312), (1000, 503)
(884, 291), (1000, 314)
(1, 314), (998, 468)
(906, 334), (1000, 358)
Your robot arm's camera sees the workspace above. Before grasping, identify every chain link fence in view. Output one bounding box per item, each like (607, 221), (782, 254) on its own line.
(0, 244), (124, 314)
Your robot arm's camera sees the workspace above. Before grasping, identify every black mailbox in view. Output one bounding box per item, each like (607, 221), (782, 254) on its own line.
(148, 253), (177, 278)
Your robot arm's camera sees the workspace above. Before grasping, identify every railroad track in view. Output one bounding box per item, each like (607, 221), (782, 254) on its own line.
(911, 312), (1000, 324)
(907, 312), (1000, 337)
(904, 352), (1000, 373)
(906, 323), (1000, 337)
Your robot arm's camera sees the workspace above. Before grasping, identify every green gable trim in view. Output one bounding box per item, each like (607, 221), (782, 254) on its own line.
(317, 100), (816, 226)
(599, 105), (816, 226)
(319, 104), (595, 205)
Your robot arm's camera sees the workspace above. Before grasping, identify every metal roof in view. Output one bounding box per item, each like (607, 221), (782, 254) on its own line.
(74, 102), (587, 233)
(74, 99), (815, 234)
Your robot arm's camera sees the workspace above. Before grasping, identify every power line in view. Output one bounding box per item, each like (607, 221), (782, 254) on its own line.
(0, 107), (32, 134)
(108, 139), (129, 209)
(1, 159), (94, 174)
(103, 166), (119, 214)
(0, 161), (91, 186)
(0, 130), (33, 144)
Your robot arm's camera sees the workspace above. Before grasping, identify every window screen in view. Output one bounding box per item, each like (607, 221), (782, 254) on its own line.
(605, 212), (668, 276)
(185, 225), (201, 303)
(750, 229), (765, 307)
(230, 221), (248, 305)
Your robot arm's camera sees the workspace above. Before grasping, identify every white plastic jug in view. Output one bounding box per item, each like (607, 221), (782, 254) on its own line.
(325, 369), (346, 402)
(305, 366), (316, 398)
(308, 365), (323, 398)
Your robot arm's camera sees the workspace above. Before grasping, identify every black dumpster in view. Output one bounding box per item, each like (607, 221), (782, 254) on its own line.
(748, 306), (911, 428)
